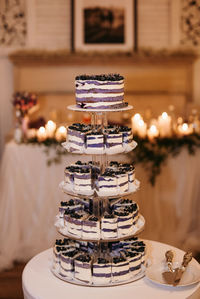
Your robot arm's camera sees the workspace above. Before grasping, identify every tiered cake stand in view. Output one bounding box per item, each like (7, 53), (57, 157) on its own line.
(51, 105), (146, 287)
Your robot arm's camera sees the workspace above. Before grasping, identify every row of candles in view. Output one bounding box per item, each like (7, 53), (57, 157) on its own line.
(27, 120), (67, 142)
(131, 112), (197, 141)
(25, 112), (198, 143)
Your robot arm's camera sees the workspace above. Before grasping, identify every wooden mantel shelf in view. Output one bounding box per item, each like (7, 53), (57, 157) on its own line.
(9, 49), (197, 66)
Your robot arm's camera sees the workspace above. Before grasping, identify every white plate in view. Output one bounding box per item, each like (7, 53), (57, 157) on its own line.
(146, 262), (200, 287)
(67, 104), (133, 112)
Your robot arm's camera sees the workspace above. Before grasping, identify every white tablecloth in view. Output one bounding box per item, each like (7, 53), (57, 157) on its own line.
(22, 240), (200, 299)
(0, 141), (200, 270)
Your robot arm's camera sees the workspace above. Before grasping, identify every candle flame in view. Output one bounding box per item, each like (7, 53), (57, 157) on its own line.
(47, 120), (54, 126)
(58, 126), (66, 133)
(162, 112), (168, 119)
(150, 125), (157, 133)
(133, 113), (141, 121)
(39, 126), (45, 133)
(138, 119), (144, 127)
(182, 123), (188, 131)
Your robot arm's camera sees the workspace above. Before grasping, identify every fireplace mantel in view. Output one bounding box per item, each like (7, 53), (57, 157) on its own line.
(9, 49), (196, 66)
(9, 49), (197, 120)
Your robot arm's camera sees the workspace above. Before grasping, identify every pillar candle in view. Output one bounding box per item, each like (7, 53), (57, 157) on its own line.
(147, 125), (159, 141)
(137, 119), (147, 138)
(55, 126), (67, 142)
(45, 120), (56, 138)
(177, 123), (193, 136)
(131, 113), (142, 133)
(37, 126), (47, 142)
(158, 112), (172, 137)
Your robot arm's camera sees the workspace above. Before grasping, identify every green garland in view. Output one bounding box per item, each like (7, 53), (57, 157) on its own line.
(133, 134), (200, 185)
(25, 134), (200, 185)
(25, 137), (66, 166)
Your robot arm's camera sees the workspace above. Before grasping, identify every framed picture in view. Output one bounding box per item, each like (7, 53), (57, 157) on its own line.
(72, 0), (135, 52)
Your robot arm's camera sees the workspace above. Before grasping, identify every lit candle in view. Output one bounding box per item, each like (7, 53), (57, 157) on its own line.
(37, 126), (47, 142)
(45, 120), (56, 138)
(147, 124), (159, 141)
(55, 126), (67, 142)
(177, 123), (193, 136)
(158, 112), (172, 137)
(131, 113), (142, 133)
(137, 119), (147, 138)
(27, 128), (37, 140)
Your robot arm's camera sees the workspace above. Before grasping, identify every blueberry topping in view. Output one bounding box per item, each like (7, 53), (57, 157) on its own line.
(76, 254), (91, 262)
(104, 213), (115, 219)
(113, 257), (126, 264)
(62, 249), (79, 257)
(75, 74), (124, 81)
(97, 258), (109, 264)
(88, 215), (98, 221)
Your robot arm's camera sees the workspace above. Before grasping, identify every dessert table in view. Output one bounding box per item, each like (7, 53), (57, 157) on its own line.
(0, 141), (200, 270)
(22, 240), (200, 299)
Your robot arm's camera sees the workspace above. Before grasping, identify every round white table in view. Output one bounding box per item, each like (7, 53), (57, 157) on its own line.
(22, 240), (200, 299)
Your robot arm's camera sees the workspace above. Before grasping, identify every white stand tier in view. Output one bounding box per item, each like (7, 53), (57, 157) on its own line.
(62, 140), (137, 155)
(59, 179), (140, 197)
(22, 240), (200, 298)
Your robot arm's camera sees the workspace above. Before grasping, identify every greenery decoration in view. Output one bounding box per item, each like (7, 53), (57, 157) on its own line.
(25, 133), (200, 186)
(133, 134), (200, 185)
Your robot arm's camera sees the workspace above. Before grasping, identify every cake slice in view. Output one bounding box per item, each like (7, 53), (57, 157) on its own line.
(92, 257), (112, 284)
(82, 215), (100, 239)
(74, 254), (92, 283)
(86, 130), (105, 153)
(111, 256), (130, 282)
(67, 211), (88, 237)
(101, 213), (117, 239)
(60, 249), (80, 278)
(114, 209), (134, 237)
(105, 128), (123, 154)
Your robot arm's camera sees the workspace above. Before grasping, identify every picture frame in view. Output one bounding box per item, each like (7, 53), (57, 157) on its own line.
(72, 0), (135, 52)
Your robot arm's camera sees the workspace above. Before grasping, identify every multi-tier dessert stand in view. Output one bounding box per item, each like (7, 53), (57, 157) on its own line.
(51, 104), (146, 287)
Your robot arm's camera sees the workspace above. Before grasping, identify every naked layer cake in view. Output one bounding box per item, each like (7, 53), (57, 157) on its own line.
(75, 74), (128, 110)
